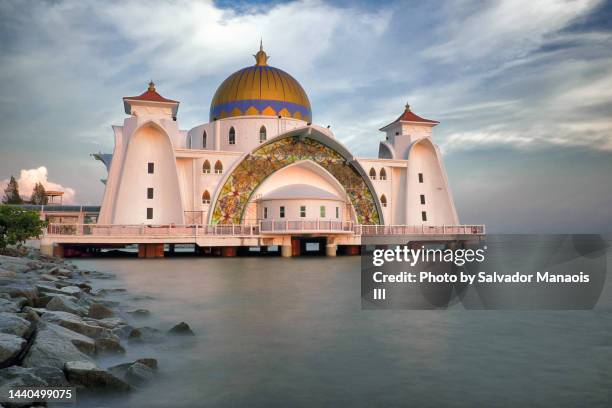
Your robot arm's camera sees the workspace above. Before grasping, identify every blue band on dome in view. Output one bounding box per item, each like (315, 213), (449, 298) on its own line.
(210, 99), (312, 121)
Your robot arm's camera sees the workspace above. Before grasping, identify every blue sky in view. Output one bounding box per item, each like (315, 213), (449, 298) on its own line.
(0, 0), (610, 232)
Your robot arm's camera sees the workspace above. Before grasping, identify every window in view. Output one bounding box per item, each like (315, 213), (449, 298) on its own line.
(187, 135), (192, 149)
(202, 190), (210, 204)
(418, 173), (424, 183)
(202, 160), (211, 174)
(420, 194), (426, 205)
(146, 208), (153, 219)
(369, 167), (376, 180)
(264, 207), (268, 219)
(147, 188), (154, 199)
(259, 126), (267, 143)
(228, 127), (236, 145)
(148, 162), (154, 174)
(380, 194), (387, 207)
(379, 168), (387, 181)
(300, 206), (306, 218)
(421, 211), (427, 221)
(279, 206), (285, 218)
(214, 160), (223, 174)
(202, 131), (207, 149)
(320, 206), (326, 218)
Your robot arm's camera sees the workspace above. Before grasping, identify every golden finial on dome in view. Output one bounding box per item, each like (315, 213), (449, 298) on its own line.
(254, 39), (269, 66)
(148, 80), (156, 92)
(405, 102), (411, 111)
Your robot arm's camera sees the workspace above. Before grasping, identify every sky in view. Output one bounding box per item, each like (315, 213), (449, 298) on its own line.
(0, 0), (610, 233)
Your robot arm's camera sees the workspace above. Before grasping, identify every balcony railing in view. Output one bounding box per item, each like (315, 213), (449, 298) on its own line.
(45, 222), (485, 237)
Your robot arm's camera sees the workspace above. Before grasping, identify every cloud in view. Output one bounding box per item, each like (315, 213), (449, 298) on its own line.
(0, 167), (76, 204)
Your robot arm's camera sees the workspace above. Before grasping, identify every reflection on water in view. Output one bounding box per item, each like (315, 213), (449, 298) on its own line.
(71, 255), (612, 408)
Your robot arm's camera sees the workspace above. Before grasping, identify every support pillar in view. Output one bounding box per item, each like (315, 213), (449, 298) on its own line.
(40, 243), (54, 257)
(281, 245), (292, 258)
(326, 244), (337, 257)
(138, 244), (164, 258)
(344, 245), (361, 256)
(52, 244), (64, 258)
(221, 246), (237, 257)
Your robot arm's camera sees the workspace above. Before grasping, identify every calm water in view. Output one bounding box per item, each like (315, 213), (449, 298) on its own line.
(69, 255), (612, 408)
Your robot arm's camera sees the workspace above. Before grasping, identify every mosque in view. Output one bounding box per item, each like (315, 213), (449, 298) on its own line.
(95, 43), (459, 233)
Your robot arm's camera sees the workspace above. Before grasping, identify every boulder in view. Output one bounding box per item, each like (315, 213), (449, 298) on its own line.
(42, 322), (96, 355)
(125, 362), (155, 386)
(88, 303), (114, 319)
(22, 322), (93, 369)
(40, 310), (107, 339)
(46, 296), (87, 316)
(0, 297), (25, 313)
(111, 324), (134, 339)
(168, 322), (195, 336)
(0, 333), (26, 367)
(108, 358), (157, 381)
(64, 361), (132, 392)
(128, 327), (165, 344)
(0, 283), (38, 302)
(94, 337), (125, 355)
(0, 312), (32, 338)
(40, 273), (60, 282)
(0, 366), (68, 403)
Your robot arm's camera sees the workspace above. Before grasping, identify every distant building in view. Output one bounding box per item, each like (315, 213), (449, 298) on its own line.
(96, 44), (459, 228)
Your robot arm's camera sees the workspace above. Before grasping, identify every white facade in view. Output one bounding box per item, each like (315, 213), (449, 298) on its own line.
(97, 70), (459, 228)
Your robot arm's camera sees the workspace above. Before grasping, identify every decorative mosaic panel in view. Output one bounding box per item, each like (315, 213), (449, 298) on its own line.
(211, 136), (381, 225)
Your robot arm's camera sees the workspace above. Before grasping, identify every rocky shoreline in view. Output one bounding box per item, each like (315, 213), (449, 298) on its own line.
(0, 249), (193, 407)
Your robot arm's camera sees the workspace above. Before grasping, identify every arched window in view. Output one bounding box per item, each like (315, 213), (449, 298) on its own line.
(259, 126), (267, 143)
(202, 131), (207, 149)
(202, 160), (211, 174)
(369, 167), (376, 180)
(187, 134), (192, 149)
(228, 127), (236, 145)
(214, 160), (223, 174)
(202, 190), (211, 204)
(379, 168), (387, 181)
(380, 194), (387, 207)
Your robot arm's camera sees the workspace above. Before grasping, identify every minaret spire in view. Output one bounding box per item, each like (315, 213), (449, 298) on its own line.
(254, 39), (269, 66)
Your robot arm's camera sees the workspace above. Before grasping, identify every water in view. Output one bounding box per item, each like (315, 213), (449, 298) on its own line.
(69, 256), (612, 407)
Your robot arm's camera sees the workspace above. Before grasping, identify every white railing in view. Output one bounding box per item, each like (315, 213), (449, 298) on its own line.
(45, 222), (485, 237)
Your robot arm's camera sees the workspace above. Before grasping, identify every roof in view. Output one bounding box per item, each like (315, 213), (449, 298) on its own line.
(123, 81), (179, 116)
(261, 184), (342, 201)
(123, 81), (178, 104)
(380, 104), (439, 130)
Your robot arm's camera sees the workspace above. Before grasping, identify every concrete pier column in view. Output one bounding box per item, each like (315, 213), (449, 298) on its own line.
(281, 245), (292, 258)
(344, 245), (361, 256)
(221, 246), (237, 257)
(326, 244), (337, 257)
(40, 243), (54, 257)
(138, 244), (164, 258)
(52, 244), (64, 258)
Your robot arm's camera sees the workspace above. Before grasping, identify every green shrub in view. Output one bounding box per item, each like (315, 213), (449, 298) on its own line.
(0, 205), (47, 250)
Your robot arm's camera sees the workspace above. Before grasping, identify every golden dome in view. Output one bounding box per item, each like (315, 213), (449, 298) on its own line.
(210, 43), (312, 122)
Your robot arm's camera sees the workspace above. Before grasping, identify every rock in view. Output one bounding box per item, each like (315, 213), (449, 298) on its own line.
(125, 362), (155, 386)
(0, 283), (38, 302)
(0, 255), (31, 273)
(0, 297), (25, 313)
(0, 333), (26, 367)
(40, 273), (60, 282)
(0, 312), (32, 338)
(23, 322), (94, 369)
(41, 310), (107, 339)
(36, 283), (76, 297)
(111, 324), (133, 339)
(88, 302), (114, 319)
(95, 337), (125, 355)
(64, 361), (132, 392)
(46, 296), (87, 316)
(43, 322), (96, 355)
(108, 358), (157, 380)
(128, 327), (165, 344)
(168, 322), (195, 336)
(127, 309), (150, 318)
(0, 269), (17, 278)
(0, 365), (68, 403)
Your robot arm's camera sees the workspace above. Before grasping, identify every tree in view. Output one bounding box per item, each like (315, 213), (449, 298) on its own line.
(30, 182), (48, 205)
(0, 205), (46, 251)
(2, 176), (23, 204)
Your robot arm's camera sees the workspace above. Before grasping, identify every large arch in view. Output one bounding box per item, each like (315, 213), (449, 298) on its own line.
(210, 131), (382, 224)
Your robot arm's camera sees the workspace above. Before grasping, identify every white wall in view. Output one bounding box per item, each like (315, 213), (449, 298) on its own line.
(259, 198), (345, 220)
